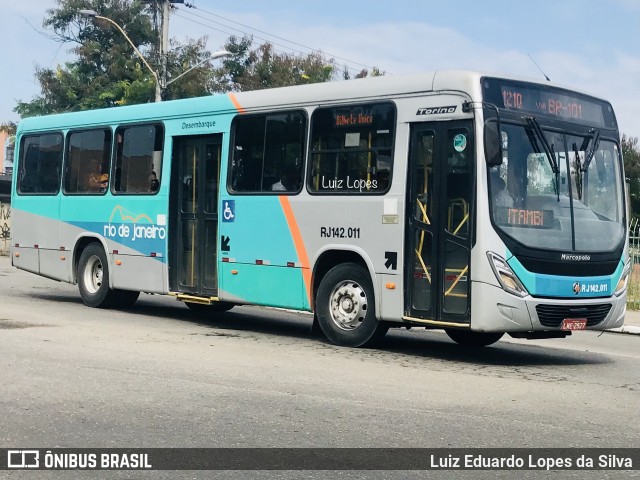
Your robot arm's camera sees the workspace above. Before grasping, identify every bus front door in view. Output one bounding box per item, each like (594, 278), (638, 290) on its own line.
(405, 122), (473, 324)
(170, 134), (222, 297)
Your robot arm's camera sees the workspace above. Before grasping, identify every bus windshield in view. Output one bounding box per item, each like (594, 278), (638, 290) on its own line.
(488, 122), (624, 252)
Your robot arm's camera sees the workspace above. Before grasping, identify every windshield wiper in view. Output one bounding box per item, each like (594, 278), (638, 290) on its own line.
(573, 129), (601, 201)
(526, 117), (560, 201)
(581, 128), (601, 172)
(573, 142), (583, 200)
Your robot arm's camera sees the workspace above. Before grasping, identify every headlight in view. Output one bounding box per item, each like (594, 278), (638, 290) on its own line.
(614, 261), (631, 296)
(487, 252), (528, 297)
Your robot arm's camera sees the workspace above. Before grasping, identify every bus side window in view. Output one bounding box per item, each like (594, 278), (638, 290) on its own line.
(230, 111), (305, 194)
(18, 134), (63, 195)
(114, 124), (164, 195)
(308, 102), (395, 194)
(63, 129), (111, 195)
(19, 144), (39, 193)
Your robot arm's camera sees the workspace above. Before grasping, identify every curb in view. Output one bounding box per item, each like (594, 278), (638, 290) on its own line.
(606, 325), (640, 335)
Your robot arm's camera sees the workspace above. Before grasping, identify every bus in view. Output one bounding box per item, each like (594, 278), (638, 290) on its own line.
(10, 70), (628, 347)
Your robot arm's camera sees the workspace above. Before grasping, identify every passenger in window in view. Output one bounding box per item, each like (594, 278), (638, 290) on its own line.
(99, 173), (109, 192)
(87, 159), (108, 193)
(271, 165), (300, 191)
(149, 171), (160, 192)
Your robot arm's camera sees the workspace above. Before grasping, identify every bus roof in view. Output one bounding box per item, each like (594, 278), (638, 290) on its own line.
(16, 69), (609, 132)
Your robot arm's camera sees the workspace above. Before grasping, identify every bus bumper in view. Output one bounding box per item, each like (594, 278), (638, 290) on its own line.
(471, 281), (627, 333)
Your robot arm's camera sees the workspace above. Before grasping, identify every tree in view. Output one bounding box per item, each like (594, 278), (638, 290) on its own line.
(212, 36), (336, 92)
(163, 37), (218, 100)
(0, 122), (17, 136)
(15, 0), (217, 116)
(15, 0), (157, 115)
(343, 65), (385, 80)
(13, 3), (349, 117)
(623, 134), (640, 219)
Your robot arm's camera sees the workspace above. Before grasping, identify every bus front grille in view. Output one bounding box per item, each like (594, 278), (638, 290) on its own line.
(535, 304), (612, 328)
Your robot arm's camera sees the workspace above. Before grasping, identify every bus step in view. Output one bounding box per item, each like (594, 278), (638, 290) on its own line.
(174, 293), (216, 305)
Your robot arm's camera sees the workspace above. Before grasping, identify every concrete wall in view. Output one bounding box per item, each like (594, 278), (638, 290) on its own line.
(0, 201), (10, 255)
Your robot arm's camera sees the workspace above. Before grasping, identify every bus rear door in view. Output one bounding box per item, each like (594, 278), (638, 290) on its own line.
(169, 134), (222, 297)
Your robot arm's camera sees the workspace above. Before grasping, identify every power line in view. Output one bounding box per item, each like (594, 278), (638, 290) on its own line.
(173, 11), (333, 67)
(172, 10), (364, 77)
(172, 8), (379, 77)
(173, 9), (330, 62)
(189, 6), (376, 72)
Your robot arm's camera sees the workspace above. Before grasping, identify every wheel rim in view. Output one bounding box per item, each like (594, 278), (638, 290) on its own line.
(328, 280), (368, 331)
(83, 254), (103, 294)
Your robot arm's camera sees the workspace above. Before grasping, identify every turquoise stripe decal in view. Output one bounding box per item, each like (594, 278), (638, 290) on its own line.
(507, 252), (623, 298)
(218, 196), (308, 310)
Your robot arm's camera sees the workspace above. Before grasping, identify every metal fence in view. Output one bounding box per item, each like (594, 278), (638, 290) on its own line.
(628, 218), (640, 310)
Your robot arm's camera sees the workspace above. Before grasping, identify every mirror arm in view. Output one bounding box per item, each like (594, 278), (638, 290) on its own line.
(463, 101), (503, 166)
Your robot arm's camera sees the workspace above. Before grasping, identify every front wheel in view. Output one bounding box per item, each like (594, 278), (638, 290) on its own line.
(445, 329), (504, 347)
(77, 243), (119, 308)
(316, 263), (388, 347)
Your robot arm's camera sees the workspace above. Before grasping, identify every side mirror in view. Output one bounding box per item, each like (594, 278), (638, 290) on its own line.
(484, 121), (503, 166)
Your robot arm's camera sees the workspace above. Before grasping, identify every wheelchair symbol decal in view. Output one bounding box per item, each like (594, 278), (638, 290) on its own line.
(222, 200), (236, 222)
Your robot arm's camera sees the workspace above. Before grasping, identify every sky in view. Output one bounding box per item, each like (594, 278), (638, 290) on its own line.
(2, 0), (640, 136)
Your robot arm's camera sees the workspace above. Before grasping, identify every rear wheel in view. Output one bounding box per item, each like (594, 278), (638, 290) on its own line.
(316, 263), (388, 347)
(77, 243), (119, 308)
(445, 329), (504, 347)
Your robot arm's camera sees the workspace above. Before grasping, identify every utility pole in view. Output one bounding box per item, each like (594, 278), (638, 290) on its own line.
(148, 0), (184, 101)
(158, 0), (171, 101)
(85, 1), (220, 103)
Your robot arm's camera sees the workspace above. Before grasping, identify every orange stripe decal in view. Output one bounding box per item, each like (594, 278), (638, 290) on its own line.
(228, 93), (246, 113)
(279, 196), (312, 308)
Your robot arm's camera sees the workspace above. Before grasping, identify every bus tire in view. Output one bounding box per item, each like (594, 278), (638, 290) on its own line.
(445, 329), (504, 347)
(185, 301), (234, 313)
(77, 243), (118, 308)
(316, 263), (388, 347)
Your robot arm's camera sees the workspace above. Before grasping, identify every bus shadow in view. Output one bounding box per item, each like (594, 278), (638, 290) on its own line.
(380, 329), (613, 367)
(29, 293), (84, 305)
(136, 300), (612, 368)
(30, 292), (614, 367)
(28, 292), (317, 341)
(134, 298), (316, 340)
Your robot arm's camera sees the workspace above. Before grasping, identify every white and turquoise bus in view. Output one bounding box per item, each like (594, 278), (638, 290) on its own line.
(11, 70), (629, 347)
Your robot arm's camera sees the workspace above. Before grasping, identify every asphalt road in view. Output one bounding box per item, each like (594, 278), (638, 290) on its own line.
(1, 255), (639, 479)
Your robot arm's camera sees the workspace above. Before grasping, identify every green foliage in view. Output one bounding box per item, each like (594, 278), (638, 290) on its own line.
(213, 36), (337, 92)
(0, 122), (17, 136)
(15, 0), (157, 116)
(163, 37), (218, 100)
(12, 3), (345, 116)
(623, 134), (640, 219)
(343, 65), (386, 80)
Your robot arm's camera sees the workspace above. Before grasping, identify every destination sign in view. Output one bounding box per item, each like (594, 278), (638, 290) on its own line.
(482, 78), (617, 129)
(495, 207), (554, 229)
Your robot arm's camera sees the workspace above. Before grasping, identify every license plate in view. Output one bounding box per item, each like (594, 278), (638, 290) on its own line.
(561, 318), (587, 331)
